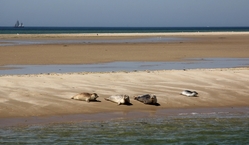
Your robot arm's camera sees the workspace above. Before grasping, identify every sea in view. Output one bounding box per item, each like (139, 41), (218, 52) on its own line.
(1, 26), (249, 34)
(0, 110), (249, 144)
(1, 27), (249, 144)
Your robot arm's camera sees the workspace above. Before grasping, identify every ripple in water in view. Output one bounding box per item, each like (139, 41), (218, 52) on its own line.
(1, 113), (249, 144)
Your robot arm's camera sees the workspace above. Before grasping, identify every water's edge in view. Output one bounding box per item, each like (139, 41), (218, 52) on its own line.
(1, 58), (249, 75)
(1, 107), (248, 128)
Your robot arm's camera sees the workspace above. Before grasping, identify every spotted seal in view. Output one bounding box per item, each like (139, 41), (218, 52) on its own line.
(105, 94), (130, 105)
(134, 94), (157, 105)
(180, 90), (198, 97)
(71, 92), (99, 102)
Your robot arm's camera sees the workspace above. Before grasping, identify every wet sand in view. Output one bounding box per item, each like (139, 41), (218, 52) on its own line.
(0, 32), (249, 126)
(1, 32), (249, 65)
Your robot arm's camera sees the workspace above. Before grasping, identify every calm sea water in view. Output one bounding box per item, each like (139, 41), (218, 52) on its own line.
(1, 113), (248, 144)
(1, 27), (249, 34)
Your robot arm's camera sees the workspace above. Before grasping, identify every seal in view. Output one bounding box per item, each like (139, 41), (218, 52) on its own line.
(105, 94), (130, 105)
(71, 92), (99, 102)
(180, 90), (198, 97)
(134, 94), (157, 105)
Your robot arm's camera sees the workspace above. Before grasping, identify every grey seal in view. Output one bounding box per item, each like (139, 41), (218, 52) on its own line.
(105, 94), (130, 105)
(134, 94), (157, 105)
(71, 92), (99, 102)
(180, 90), (198, 97)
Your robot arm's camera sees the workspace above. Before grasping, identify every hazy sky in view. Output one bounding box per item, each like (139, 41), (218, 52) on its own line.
(1, 0), (249, 27)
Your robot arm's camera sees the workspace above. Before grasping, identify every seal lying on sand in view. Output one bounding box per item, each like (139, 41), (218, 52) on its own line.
(105, 95), (130, 105)
(134, 94), (157, 105)
(71, 92), (99, 102)
(180, 90), (198, 97)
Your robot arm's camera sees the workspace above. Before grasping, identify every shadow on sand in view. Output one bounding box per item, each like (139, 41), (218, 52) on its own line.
(145, 103), (160, 106)
(153, 103), (161, 106)
(124, 102), (133, 106)
(90, 100), (102, 102)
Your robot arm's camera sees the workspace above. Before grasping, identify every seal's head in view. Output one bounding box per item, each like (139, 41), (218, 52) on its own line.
(90, 93), (99, 100)
(123, 95), (130, 103)
(150, 94), (157, 104)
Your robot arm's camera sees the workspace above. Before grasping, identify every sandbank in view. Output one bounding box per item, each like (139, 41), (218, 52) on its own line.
(1, 33), (249, 65)
(0, 32), (249, 126)
(1, 68), (249, 117)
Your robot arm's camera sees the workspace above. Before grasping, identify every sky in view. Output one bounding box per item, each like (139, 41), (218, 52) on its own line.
(1, 0), (249, 27)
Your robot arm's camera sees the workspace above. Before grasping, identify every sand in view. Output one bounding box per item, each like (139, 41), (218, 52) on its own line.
(0, 32), (249, 126)
(1, 32), (249, 65)
(1, 68), (249, 118)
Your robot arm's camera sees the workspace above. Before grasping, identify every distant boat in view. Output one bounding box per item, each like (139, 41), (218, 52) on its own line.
(14, 20), (24, 28)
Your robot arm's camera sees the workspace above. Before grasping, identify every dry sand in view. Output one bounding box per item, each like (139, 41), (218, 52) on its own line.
(1, 68), (249, 118)
(0, 32), (249, 126)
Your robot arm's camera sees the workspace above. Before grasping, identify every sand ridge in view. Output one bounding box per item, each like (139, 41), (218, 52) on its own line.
(0, 68), (249, 118)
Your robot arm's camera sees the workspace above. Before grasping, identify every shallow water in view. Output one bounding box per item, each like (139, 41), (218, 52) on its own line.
(1, 112), (248, 144)
(1, 58), (249, 75)
(0, 37), (185, 46)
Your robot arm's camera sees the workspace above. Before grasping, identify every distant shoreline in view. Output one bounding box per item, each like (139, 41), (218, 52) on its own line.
(1, 26), (249, 36)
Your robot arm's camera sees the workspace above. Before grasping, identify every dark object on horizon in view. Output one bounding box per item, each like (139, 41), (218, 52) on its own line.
(14, 20), (24, 28)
